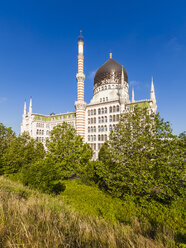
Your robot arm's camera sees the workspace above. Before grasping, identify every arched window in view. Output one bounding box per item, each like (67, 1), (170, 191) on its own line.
(109, 106), (112, 113)
(117, 105), (119, 112)
(88, 118), (90, 124)
(98, 135), (101, 141)
(91, 126), (93, 132)
(103, 97), (105, 102)
(94, 135), (96, 141)
(91, 135), (93, 142)
(98, 108), (101, 115)
(109, 125), (112, 131)
(94, 126), (96, 132)
(94, 109), (96, 115)
(98, 126), (100, 132)
(91, 118), (94, 124)
(105, 107), (107, 113)
(91, 109), (93, 115)
(88, 135), (90, 141)
(101, 108), (104, 114)
(101, 125), (104, 132)
(101, 116), (104, 123)
(109, 115), (112, 122)
(113, 115), (116, 122)
(98, 117), (101, 123)
(105, 116), (107, 122)
(113, 106), (116, 112)
(94, 117), (96, 124)
(88, 127), (90, 133)
(116, 114), (119, 121)
(101, 135), (104, 141)
(105, 125), (107, 131)
(106, 97), (108, 101)
(105, 134), (107, 141)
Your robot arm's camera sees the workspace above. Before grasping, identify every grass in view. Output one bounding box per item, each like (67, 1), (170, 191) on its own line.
(0, 176), (185, 247)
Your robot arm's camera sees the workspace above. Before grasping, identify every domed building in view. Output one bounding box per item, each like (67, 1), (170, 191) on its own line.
(21, 32), (157, 159)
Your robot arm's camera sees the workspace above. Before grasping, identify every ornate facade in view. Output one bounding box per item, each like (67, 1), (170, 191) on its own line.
(21, 32), (157, 159)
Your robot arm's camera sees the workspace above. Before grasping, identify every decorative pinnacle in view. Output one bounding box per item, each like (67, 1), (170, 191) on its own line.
(78, 30), (84, 42)
(109, 52), (112, 59)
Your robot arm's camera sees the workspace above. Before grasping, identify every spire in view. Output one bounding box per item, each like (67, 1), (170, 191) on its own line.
(24, 99), (27, 115)
(29, 97), (32, 114)
(109, 52), (112, 59)
(121, 66), (124, 85)
(132, 88), (135, 103)
(150, 77), (156, 102)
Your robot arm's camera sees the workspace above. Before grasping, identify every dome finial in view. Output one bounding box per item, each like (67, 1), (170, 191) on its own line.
(78, 30), (84, 42)
(109, 52), (112, 59)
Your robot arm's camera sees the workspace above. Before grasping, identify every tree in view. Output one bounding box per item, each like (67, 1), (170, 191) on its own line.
(2, 132), (45, 174)
(97, 107), (185, 203)
(0, 123), (16, 174)
(45, 122), (93, 179)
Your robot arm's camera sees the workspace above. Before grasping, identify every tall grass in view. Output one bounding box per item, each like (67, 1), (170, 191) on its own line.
(0, 177), (181, 247)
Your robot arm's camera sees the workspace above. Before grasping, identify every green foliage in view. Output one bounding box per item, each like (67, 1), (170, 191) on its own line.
(97, 107), (185, 203)
(46, 122), (93, 179)
(22, 158), (66, 194)
(1, 132), (45, 175)
(0, 123), (16, 174)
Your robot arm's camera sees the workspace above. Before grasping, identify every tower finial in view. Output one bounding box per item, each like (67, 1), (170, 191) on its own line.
(78, 30), (84, 42)
(109, 52), (112, 59)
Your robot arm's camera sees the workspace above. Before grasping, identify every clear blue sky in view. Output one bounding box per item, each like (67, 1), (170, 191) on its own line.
(0, 0), (185, 135)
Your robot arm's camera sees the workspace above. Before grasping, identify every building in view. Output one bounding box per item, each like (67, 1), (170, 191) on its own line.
(21, 32), (157, 159)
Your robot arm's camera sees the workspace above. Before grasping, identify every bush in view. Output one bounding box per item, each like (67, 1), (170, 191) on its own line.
(22, 158), (66, 194)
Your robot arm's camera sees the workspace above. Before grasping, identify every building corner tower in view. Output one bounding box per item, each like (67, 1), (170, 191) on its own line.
(75, 31), (86, 140)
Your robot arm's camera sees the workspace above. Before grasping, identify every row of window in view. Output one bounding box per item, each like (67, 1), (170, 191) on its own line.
(100, 97), (108, 103)
(87, 105), (120, 117)
(36, 137), (45, 142)
(36, 123), (45, 128)
(88, 143), (104, 150)
(94, 84), (120, 94)
(88, 134), (108, 142)
(98, 115), (119, 123)
(36, 129), (50, 135)
(88, 126), (96, 133)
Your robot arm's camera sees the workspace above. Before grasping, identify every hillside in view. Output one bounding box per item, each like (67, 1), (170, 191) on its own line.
(0, 177), (185, 248)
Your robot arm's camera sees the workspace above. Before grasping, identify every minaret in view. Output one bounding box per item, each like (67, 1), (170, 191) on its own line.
(150, 77), (156, 102)
(75, 31), (86, 140)
(132, 88), (135, 103)
(28, 97), (32, 115)
(23, 99), (27, 116)
(150, 77), (157, 112)
(119, 67), (125, 112)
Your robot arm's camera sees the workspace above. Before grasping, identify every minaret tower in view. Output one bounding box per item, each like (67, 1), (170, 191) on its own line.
(150, 77), (157, 112)
(28, 97), (32, 115)
(75, 31), (86, 140)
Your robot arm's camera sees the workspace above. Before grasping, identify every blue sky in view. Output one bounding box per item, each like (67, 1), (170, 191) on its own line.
(0, 0), (185, 135)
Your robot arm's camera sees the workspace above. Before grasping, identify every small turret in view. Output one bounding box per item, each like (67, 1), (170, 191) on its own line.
(29, 97), (32, 115)
(150, 77), (157, 112)
(150, 77), (156, 103)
